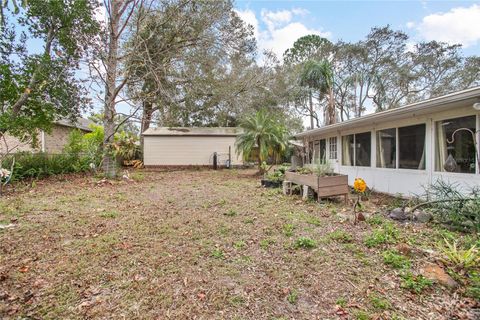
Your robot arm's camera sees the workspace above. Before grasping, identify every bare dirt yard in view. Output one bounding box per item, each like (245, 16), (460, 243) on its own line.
(0, 169), (478, 319)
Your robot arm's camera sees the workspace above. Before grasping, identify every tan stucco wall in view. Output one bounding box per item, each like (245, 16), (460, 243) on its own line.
(144, 135), (243, 166)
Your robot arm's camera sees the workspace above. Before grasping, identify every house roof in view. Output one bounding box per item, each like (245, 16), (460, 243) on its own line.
(55, 117), (94, 132)
(295, 86), (480, 138)
(142, 127), (242, 137)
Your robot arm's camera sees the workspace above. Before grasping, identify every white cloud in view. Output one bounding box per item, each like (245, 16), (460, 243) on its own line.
(406, 21), (415, 29)
(236, 8), (331, 61)
(416, 4), (480, 47)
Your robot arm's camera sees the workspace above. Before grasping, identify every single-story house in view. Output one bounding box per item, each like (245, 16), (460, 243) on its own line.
(295, 86), (480, 197)
(142, 127), (243, 167)
(0, 118), (93, 154)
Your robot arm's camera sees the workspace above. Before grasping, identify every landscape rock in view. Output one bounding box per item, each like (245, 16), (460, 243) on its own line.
(388, 207), (409, 221)
(414, 210), (433, 223)
(420, 263), (458, 288)
(396, 243), (412, 256)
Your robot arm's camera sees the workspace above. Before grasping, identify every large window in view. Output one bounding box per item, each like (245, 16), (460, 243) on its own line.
(320, 139), (326, 161)
(435, 115), (476, 173)
(355, 132), (371, 167)
(342, 135), (354, 166)
(312, 139), (326, 163)
(376, 128), (396, 168)
(329, 137), (337, 159)
(399, 124), (426, 170)
(342, 132), (371, 167)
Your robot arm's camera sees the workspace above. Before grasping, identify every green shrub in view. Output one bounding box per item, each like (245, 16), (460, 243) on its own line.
(424, 179), (480, 232)
(439, 239), (480, 271)
(2, 152), (91, 181)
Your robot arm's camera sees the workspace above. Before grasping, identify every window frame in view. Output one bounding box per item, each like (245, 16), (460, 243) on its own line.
(329, 136), (337, 160)
(341, 132), (371, 167)
(434, 114), (479, 175)
(376, 127), (397, 169)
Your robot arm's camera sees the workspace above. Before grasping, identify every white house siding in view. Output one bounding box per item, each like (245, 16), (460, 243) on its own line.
(144, 135), (242, 166)
(303, 103), (480, 197)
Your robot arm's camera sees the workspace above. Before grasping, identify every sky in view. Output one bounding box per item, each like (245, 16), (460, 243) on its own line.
(234, 1), (480, 60)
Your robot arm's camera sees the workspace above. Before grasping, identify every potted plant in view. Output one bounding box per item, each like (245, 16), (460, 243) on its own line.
(261, 163), (289, 188)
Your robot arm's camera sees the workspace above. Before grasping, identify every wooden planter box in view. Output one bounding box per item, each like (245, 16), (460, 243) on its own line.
(285, 171), (348, 201)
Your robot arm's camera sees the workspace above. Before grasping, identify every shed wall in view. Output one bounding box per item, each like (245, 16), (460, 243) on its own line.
(144, 136), (242, 166)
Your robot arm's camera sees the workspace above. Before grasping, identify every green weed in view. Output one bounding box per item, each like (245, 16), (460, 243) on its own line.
(224, 209), (237, 217)
(233, 240), (246, 249)
(400, 272), (433, 293)
(369, 293), (391, 310)
(287, 289), (298, 304)
(260, 238), (276, 250)
(328, 230), (353, 243)
(211, 249), (224, 259)
(294, 237), (316, 249)
(367, 215), (385, 226)
(365, 222), (399, 248)
(382, 250), (411, 269)
(305, 215), (321, 226)
(100, 211), (118, 218)
(282, 223), (295, 237)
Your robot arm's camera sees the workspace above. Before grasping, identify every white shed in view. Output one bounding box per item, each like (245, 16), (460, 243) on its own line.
(142, 127), (243, 167)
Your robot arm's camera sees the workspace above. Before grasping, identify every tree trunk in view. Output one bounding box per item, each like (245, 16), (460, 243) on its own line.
(328, 87), (335, 125)
(308, 91), (314, 129)
(102, 1), (121, 178)
(140, 100), (154, 159)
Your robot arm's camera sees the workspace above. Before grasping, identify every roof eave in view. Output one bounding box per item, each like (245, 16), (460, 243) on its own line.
(295, 86), (480, 139)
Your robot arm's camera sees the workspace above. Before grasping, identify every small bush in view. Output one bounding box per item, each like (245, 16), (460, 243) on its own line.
(423, 179), (480, 232)
(294, 237), (316, 249)
(466, 271), (480, 300)
(382, 250), (411, 269)
(439, 239), (479, 271)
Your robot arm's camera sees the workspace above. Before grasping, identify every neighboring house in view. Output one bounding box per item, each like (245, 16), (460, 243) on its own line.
(0, 118), (93, 154)
(142, 127), (243, 167)
(295, 86), (480, 196)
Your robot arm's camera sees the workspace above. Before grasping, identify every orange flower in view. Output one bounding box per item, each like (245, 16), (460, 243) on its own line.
(353, 178), (367, 193)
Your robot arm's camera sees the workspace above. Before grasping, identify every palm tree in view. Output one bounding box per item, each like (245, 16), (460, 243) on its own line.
(235, 109), (288, 174)
(300, 60), (335, 126)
